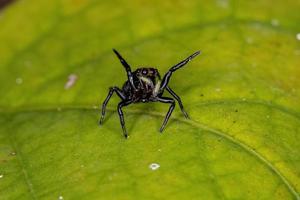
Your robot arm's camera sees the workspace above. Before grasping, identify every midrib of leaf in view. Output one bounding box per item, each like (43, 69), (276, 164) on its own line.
(1, 98), (299, 120)
(194, 135), (226, 199)
(1, 102), (299, 199)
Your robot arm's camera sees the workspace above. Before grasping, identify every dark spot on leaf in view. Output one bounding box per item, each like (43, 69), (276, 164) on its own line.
(200, 94), (204, 97)
(235, 109), (238, 112)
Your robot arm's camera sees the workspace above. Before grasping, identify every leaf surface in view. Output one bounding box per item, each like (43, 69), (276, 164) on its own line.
(0, 1), (300, 199)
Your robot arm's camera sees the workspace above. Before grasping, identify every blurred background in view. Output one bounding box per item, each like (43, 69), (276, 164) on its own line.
(0, 0), (300, 199)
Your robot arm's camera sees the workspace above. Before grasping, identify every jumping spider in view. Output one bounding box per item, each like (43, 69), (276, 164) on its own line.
(99, 49), (200, 138)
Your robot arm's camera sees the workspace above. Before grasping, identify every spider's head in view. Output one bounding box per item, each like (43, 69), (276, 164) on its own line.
(134, 67), (162, 96)
(134, 67), (161, 80)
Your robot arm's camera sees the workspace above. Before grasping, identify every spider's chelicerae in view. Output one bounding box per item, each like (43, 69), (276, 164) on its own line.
(99, 49), (200, 138)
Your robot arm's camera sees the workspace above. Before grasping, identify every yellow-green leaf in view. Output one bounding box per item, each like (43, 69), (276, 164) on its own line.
(0, 0), (300, 199)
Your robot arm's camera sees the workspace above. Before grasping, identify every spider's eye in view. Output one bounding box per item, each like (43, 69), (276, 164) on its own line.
(142, 69), (147, 75)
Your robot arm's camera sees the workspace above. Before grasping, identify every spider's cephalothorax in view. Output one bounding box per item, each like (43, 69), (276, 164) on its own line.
(99, 49), (200, 138)
(123, 67), (162, 102)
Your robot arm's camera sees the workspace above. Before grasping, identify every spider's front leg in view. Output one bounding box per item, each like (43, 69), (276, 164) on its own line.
(99, 86), (125, 125)
(113, 49), (137, 91)
(157, 97), (175, 132)
(160, 51), (200, 91)
(117, 100), (132, 138)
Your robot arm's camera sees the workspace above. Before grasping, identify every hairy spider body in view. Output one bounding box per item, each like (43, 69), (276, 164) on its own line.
(99, 49), (200, 138)
(122, 67), (162, 102)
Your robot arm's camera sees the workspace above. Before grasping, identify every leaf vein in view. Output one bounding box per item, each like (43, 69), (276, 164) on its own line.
(6, 126), (38, 200)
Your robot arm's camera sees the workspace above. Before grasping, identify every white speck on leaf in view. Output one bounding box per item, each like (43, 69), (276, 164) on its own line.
(16, 78), (23, 85)
(296, 33), (300, 41)
(149, 163), (160, 170)
(0, 174), (3, 178)
(58, 196), (64, 200)
(64, 74), (78, 90)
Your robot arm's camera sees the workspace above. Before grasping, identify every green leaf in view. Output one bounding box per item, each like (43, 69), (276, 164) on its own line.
(0, 1), (300, 199)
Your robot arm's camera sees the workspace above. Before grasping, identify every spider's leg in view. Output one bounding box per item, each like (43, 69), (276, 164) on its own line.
(117, 100), (132, 138)
(113, 49), (137, 91)
(99, 86), (125, 125)
(160, 51), (200, 91)
(157, 97), (175, 132)
(166, 86), (189, 119)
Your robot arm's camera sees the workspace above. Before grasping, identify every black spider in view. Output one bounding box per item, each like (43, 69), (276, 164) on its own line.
(99, 49), (200, 138)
